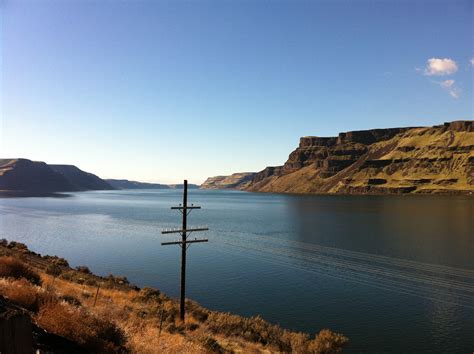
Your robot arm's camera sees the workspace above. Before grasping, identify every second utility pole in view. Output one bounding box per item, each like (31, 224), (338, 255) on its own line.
(161, 180), (208, 321)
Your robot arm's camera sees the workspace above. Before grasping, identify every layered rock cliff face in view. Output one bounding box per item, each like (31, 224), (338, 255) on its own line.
(201, 172), (257, 190)
(206, 121), (473, 195)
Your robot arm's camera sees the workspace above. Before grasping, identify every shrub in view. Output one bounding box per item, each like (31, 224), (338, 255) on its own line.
(85, 278), (97, 286)
(309, 329), (348, 354)
(45, 263), (62, 277)
(60, 294), (82, 307)
(136, 287), (161, 303)
(206, 312), (348, 352)
(186, 300), (209, 323)
(76, 266), (91, 274)
(0, 278), (54, 312)
(59, 270), (87, 285)
(0, 239), (8, 247)
(162, 301), (179, 323)
(37, 301), (127, 353)
(43, 255), (69, 267)
(59, 270), (74, 281)
(106, 274), (130, 286)
(207, 312), (285, 348)
(185, 322), (199, 331)
(0, 256), (41, 285)
(166, 322), (185, 334)
(198, 335), (224, 354)
(7, 241), (29, 252)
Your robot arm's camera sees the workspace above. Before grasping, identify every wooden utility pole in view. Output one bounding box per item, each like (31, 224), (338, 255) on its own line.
(161, 180), (208, 321)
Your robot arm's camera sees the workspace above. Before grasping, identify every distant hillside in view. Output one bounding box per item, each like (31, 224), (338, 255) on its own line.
(50, 165), (114, 191)
(0, 159), (76, 193)
(0, 159), (113, 194)
(107, 179), (199, 190)
(200, 172), (256, 190)
(204, 121), (474, 195)
(106, 179), (169, 189)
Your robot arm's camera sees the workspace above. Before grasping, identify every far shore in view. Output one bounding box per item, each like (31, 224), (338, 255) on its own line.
(0, 190), (72, 198)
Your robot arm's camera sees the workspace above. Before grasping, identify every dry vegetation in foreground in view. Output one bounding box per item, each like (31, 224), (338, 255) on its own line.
(0, 239), (348, 353)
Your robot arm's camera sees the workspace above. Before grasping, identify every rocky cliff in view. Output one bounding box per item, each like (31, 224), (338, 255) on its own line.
(207, 121), (474, 195)
(200, 172), (257, 190)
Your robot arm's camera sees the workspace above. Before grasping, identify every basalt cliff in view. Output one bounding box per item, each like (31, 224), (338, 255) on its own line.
(201, 172), (257, 190)
(202, 121), (474, 195)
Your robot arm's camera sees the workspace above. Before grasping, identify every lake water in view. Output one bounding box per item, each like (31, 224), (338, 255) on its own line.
(0, 189), (473, 352)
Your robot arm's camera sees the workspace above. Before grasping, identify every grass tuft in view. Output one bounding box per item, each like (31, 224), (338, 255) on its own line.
(0, 256), (42, 285)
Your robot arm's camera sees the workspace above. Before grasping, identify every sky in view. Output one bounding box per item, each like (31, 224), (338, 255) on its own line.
(1, 0), (473, 184)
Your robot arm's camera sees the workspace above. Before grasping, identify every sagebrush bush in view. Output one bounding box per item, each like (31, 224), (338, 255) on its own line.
(309, 329), (348, 353)
(76, 265), (92, 274)
(45, 263), (62, 277)
(207, 312), (285, 348)
(186, 299), (209, 323)
(7, 241), (29, 252)
(106, 274), (130, 285)
(207, 311), (348, 353)
(198, 335), (225, 354)
(60, 294), (82, 307)
(0, 256), (42, 285)
(0, 278), (54, 312)
(136, 287), (161, 303)
(59, 270), (88, 284)
(37, 301), (127, 353)
(43, 255), (69, 267)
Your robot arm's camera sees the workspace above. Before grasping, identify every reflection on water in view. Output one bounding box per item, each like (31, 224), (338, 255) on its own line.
(286, 195), (473, 267)
(0, 190), (473, 353)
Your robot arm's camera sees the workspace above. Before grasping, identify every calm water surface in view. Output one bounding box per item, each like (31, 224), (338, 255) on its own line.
(0, 190), (473, 353)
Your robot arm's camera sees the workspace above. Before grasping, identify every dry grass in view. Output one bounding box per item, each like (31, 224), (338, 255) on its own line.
(0, 256), (42, 285)
(37, 301), (127, 353)
(0, 278), (50, 312)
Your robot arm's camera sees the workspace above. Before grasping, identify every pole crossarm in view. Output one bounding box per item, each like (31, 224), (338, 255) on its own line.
(161, 239), (208, 246)
(161, 227), (209, 234)
(171, 206), (201, 210)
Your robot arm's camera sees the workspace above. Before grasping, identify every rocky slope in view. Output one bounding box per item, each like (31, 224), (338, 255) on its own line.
(208, 121), (474, 195)
(107, 179), (199, 190)
(50, 165), (114, 190)
(0, 159), (113, 194)
(106, 179), (169, 189)
(200, 172), (257, 190)
(0, 159), (77, 193)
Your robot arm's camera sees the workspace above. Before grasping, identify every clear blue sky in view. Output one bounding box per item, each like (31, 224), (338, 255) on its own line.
(1, 0), (472, 184)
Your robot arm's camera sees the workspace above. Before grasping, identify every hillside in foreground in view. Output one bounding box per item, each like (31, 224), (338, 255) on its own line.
(201, 121), (473, 195)
(0, 240), (347, 353)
